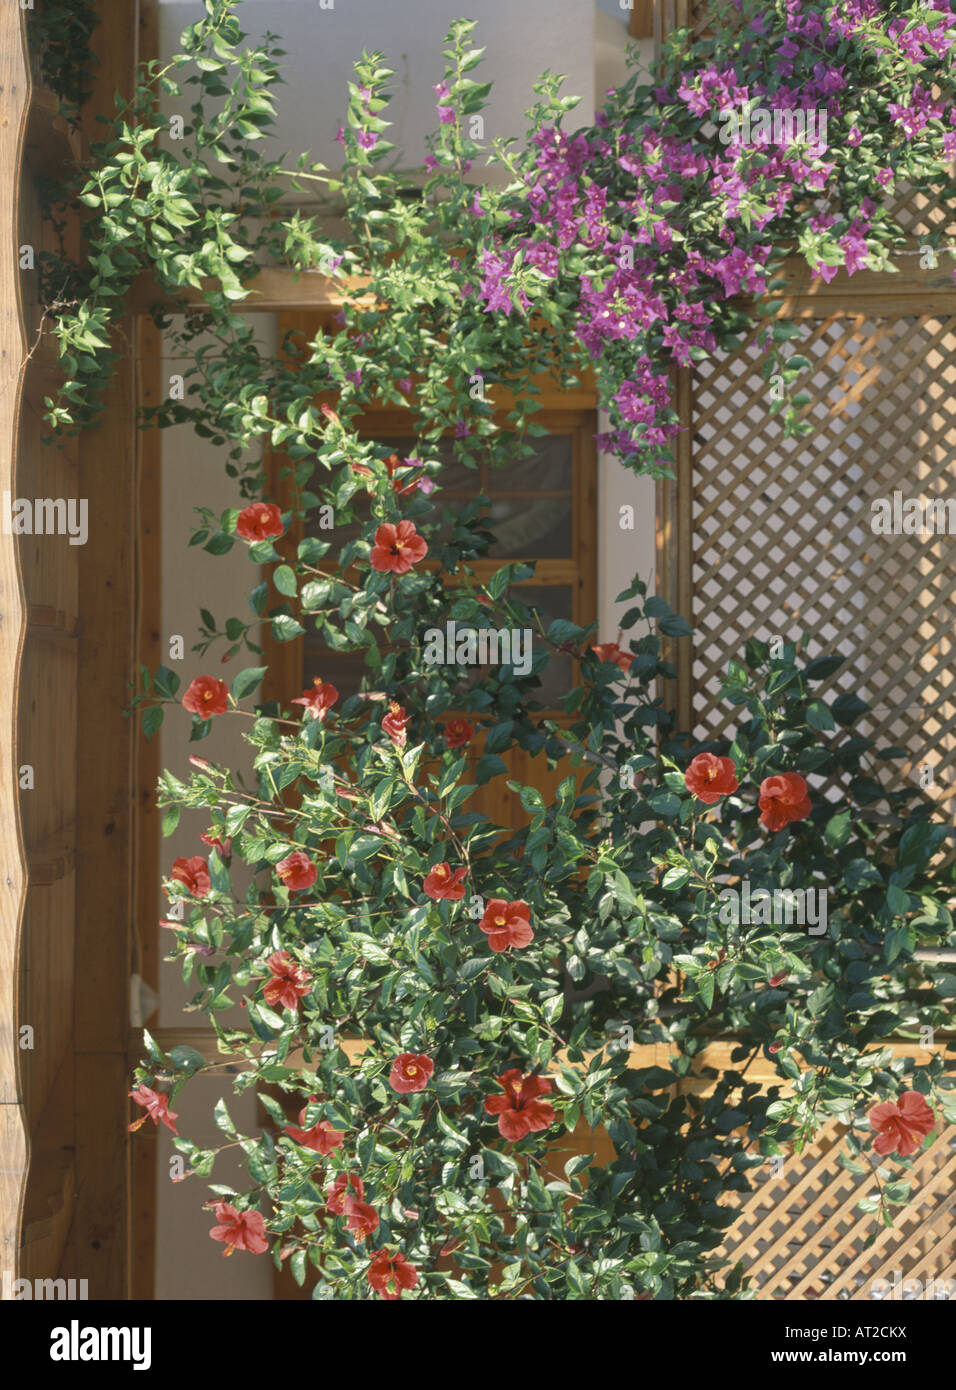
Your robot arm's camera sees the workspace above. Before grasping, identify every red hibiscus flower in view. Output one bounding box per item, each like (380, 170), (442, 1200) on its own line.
(382, 702), (409, 749)
(182, 675), (229, 718)
(208, 1202), (269, 1257)
(170, 855), (210, 897)
(423, 863), (468, 901)
(479, 898), (534, 953)
(263, 951), (312, 1012)
(291, 677), (339, 722)
(484, 1069), (555, 1141)
(128, 1084), (179, 1135)
(200, 832), (232, 859)
(868, 1091), (936, 1157)
(388, 1052), (434, 1094)
(684, 752), (739, 805)
(326, 1172), (365, 1215)
(341, 1195), (380, 1242)
(284, 1101), (345, 1156)
(383, 453), (420, 497)
(369, 520), (428, 575)
(444, 718), (475, 749)
(758, 772), (811, 831)
(276, 850), (318, 893)
(590, 641), (633, 675)
(367, 1250), (418, 1300)
(236, 502), (284, 541)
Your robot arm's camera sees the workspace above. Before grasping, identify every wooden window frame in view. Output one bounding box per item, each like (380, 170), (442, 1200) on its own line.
(262, 407), (597, 719)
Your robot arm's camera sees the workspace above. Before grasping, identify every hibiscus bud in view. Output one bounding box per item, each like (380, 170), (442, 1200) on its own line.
(189, 756), (214, 771)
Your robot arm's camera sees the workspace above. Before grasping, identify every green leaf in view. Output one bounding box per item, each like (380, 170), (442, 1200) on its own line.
(564, 1152), (594, 1178)
(273, 564), (298, 597)
(214, 1098), (237, 1136)
(805, 700), (835, 732)
(231, 666), (268, 700)
(168, 1045), (206, 1073)
(142, 705), (164, 740)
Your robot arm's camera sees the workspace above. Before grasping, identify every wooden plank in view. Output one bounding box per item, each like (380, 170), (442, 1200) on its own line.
(130, 256), (956, 321)
(72, 0), (139, 1300)
(27, 606), (79, 641)
(130, 267), (373, 315)
(25, 827), (76, 885)
(73, 1052), (129, 1296)
(19, 1046), (75, 1282)
(0, 0), (31, 1294)
(23, 85), (82, 175)
(130, 0), (160, 1306)
(656, 366), (693, 728)
(629, 2), (655, 39)
(131, 293), (162, 1306)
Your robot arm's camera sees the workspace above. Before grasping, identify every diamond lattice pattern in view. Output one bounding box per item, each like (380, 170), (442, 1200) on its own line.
(690, 314), (956, 811)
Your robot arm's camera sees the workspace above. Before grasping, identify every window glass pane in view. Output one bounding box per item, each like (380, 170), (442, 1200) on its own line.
(485, 496), (572, 558)
(488, 434), (572, 493)
(511, 584), (574, 707)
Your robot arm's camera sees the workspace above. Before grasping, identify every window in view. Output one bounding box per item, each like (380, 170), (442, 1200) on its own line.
(270, 409), (596, 716)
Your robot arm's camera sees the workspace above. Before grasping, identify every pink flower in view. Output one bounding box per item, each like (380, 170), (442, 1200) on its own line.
(284, 1101), (345, 1156)
(423, 862), (467, 900)
(868, 1091), (936, 1157)
(182, 675), (229, 718)
(263, 951), (312, 1012)
(208, 1202), (268, 1256)
(382, 702), (409, 749)
(291, 678), (339, 722)
(276, 850), (318, 892)
(170, 855), (211, 897)
(484, 1070), (554, 1141)
(367, 1250), (418, 1300)
(388, 1053), (434, 1094)
(479, 898), (534, 953)
(369, 520), (428, 575)
(129, 1084), (179, 1135)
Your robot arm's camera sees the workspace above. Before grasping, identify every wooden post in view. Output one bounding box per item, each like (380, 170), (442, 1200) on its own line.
(0, 1), (31, 1295)
(72, 0), (140, 1300)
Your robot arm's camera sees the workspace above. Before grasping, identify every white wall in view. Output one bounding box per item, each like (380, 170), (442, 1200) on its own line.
(160, 0), (596, 180)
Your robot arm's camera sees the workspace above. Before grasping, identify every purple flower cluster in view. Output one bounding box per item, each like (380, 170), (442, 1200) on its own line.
(466, 0), (956, 472)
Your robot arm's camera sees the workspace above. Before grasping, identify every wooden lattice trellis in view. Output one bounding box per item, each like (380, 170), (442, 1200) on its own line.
(681, 309), (956, 815)
(715, 1121), (956, 1300)
(647, 0), (956, 1302)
